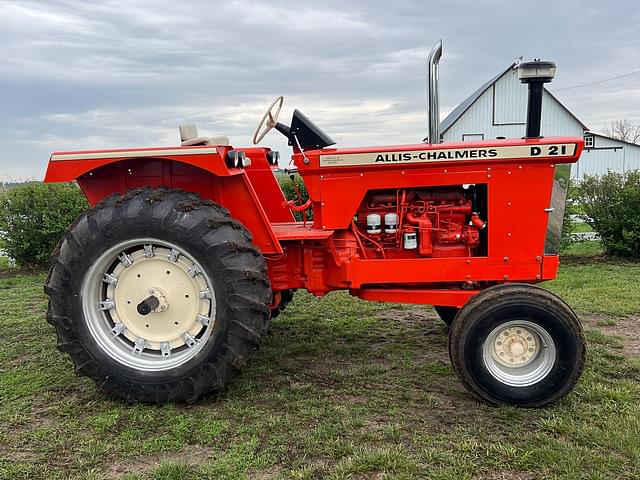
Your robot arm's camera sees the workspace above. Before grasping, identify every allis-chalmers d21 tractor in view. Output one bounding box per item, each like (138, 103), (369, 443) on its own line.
(44, 43), (585, 407)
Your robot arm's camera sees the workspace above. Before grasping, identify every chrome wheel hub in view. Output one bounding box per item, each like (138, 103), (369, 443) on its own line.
(83, 239), (215, 371)
(482, 320), (556, 387)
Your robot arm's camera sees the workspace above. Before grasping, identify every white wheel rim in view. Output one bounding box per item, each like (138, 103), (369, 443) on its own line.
(82, 239), (216, 372)
(482, 320), (556, 387)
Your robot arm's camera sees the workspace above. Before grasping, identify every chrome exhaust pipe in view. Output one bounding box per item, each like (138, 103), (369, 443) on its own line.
(426, 39), (443, 144)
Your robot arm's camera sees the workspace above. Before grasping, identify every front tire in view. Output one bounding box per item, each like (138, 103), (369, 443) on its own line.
(434, 305), (458, 326)
(448, 284), (585, 407)
(45, 188), (271, 403)
(270, 289), (295, 319)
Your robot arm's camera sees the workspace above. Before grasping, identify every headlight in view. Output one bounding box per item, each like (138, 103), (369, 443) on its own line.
(267, 150), (280, 166)
(225, 150), (250, 168)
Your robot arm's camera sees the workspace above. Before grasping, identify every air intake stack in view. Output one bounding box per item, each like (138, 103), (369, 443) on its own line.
(518, 60), (556, 138)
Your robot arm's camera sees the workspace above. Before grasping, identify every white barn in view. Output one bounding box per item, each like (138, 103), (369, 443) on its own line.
(439, 64), (640, 178)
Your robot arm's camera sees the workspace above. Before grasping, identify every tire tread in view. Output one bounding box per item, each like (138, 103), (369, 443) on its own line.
(45, 187), (271, 404)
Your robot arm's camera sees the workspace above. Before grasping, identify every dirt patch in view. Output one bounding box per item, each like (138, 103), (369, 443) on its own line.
(26, 409), (58, 431)
(376, 305), (440, 327)
(9, 351), (36, 367)
(478, 471), (535, 480)
(0, 448), (40, 463)
(375, 306), (450, 362)
(107, 444), (212, 478)
(0, 268), (14, 278)
(248, 465), (285, 479)
(581, 314), (640, 357)
(352, 474), (385, 480)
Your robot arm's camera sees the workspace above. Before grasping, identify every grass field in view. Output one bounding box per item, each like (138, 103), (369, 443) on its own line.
(1, 250), (640, 479)
(572, 222), (593, 234)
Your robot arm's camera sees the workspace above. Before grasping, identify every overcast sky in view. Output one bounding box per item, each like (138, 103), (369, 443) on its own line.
(1, 0), (639, 181)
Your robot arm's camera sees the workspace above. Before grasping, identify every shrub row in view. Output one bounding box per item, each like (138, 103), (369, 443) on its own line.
(577, 170), (640, 257)
(0, 182), (88, 268)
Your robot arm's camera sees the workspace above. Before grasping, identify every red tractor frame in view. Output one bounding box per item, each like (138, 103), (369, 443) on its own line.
(43, 44), (585, 407)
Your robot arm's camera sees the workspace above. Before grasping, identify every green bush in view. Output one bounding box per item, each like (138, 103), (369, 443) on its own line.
(0, 182), (88, 267)
(577, 170), (640, 258)
(560, 181), (579, 251)
(277, 173), (312, 221)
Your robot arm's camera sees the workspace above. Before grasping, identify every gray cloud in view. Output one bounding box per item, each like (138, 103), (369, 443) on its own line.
(0, 0), (638, 180)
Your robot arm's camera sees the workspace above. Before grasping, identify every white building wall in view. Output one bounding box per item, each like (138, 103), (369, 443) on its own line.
(622, 142), (640, 171)
(441, 67), (640, 178)
(493, 68), (527, 125)
(444, 85), (499, 142)
(575, 134), (640, 177)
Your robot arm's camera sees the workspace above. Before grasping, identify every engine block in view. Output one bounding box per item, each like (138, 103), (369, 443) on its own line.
(354, 186), (487, 259)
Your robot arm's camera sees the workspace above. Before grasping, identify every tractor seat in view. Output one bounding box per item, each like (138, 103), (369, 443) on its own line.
(179, 124), (229, 146)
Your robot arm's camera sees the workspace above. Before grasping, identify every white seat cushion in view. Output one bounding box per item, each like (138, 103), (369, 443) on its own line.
(208, 136), (229, 146)
(179, 123), (229, 146)
(179, 123), (199, 142)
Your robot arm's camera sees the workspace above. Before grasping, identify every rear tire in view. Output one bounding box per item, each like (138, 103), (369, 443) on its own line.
(448, 283), (585, 407)
(434, 305), (458, 326)
(45, 188), (271, 403)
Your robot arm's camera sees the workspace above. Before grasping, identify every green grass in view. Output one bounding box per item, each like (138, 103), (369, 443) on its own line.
(1, 260), (640, 479)
(546, 262), (640, 316)
(561, 240), (604, 258)
(572, 222), (593, 234)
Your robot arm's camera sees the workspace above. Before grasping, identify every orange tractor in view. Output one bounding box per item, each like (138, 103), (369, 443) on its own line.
(44, 42), (585, 406)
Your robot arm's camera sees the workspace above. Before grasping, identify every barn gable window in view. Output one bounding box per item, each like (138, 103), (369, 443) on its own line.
(584, 134), (594, 149)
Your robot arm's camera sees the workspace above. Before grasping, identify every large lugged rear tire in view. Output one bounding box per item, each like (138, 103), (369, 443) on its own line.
(45, 188), (271, 403)
(449, 283), (585, 407)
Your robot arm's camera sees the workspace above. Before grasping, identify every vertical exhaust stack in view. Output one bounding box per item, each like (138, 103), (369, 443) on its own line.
(426, 40), (443, 144)
(518, 60), (556, 138)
